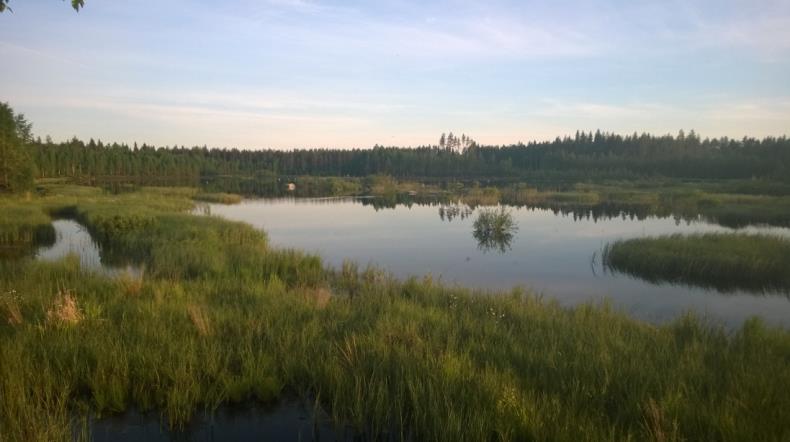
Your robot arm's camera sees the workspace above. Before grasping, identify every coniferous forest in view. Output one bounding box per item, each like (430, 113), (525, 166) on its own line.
(28, 129), (790, 184)
(4, 102), (788, 188)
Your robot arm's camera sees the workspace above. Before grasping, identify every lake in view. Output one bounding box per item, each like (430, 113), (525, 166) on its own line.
(205, 197), (790, 328)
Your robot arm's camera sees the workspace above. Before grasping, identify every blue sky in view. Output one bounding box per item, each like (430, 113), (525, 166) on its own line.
(1, 0), (789, 149)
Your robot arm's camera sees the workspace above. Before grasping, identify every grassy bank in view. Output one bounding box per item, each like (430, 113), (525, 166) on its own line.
(1, 186), (790, 441)
(193, 192), (243, 204)
(603, 233), (790, 293)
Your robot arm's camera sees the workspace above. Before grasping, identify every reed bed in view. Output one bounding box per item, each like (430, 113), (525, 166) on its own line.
(603, 233), (790, 293)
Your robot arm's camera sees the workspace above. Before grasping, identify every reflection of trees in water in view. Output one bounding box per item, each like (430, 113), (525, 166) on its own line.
(0, 224), (56, 260)
(438, 204), (474, 222)
(360, 194), (453, 211)
(473, 208), (518, 253)
(205, 190), (790, 230)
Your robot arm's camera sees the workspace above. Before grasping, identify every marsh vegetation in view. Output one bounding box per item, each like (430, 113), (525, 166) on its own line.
(1, 185), (790, 441)
(603, 233), (790, 293)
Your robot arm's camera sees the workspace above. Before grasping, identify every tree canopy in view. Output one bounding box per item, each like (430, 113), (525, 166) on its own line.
(0, 103), (36, 192)
(27, 129), (790, 184)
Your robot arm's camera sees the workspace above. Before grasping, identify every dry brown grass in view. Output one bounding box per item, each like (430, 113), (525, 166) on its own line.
(187, 304), (211, 336)
(47, 290), (83, 326)
(1, 289), (23, 326)
(118, 270), (144, 297)
(304, 287), (332, 309)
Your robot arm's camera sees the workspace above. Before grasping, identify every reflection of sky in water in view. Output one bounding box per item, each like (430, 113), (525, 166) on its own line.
(208, 197), (790, 329)
(35, 220), (141, 277)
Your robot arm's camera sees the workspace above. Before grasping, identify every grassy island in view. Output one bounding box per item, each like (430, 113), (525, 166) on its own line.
(603, 233), (790, 293)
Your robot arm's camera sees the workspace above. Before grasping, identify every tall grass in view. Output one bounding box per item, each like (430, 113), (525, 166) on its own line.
(1, 185), (790, 441)
(0, 203), (56, 258)
(602, 233), (790, 293)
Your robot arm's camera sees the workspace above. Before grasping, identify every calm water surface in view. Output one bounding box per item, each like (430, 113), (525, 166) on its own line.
(207, 197), (790, 328)
(35, 219), (141, 277)
(89, 399), (353, 442)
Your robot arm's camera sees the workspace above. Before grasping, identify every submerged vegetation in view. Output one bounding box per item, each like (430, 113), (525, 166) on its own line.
(603, 233), (790, 293)
(1, 185), (790, 441)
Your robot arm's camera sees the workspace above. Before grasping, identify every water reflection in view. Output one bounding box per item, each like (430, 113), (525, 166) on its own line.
(205, 196), (790, 328)
(35, 220), (142, 277)
(89, 399), (354, 442)
(0, 224), (55, 259)
(246, 194), (790, 230)
(472, 208), (518, 253)
(438, 204), (473, 222)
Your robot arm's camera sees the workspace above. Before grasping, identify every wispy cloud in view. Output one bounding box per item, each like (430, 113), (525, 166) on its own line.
(519, 98), (790, 139)
(207, 1), (604, 62)
(0, 41), (88, 68)
(2, 0), (789, 148)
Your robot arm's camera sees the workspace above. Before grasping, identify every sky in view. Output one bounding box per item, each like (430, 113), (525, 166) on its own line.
(1, 0), (789, 149)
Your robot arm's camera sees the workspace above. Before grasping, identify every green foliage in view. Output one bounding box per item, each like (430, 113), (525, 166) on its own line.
(603, 233), (790, 293)
(0, 103), (36, 193)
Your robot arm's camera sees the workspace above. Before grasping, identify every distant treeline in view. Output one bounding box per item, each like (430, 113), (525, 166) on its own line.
(30, 130), (790, 184)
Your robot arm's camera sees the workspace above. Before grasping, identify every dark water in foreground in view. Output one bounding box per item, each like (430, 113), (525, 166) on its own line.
(206, 197), (790, 328)
(88, 400), (355, 442)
